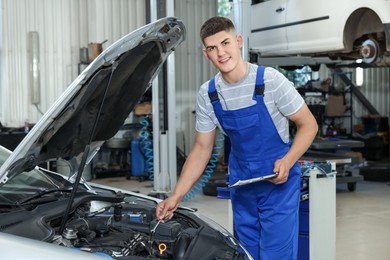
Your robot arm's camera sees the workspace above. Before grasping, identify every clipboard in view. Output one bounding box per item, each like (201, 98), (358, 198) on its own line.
(228, 173), (278, 188)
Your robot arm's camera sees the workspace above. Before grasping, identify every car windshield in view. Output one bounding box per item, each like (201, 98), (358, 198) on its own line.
(0, 146), (66, 204)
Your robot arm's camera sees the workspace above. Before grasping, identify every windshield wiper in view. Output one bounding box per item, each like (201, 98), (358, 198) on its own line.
(17, 188), (73, 205)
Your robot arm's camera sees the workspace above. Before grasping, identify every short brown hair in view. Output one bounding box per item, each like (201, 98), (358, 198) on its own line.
(200, 16), (235, 43)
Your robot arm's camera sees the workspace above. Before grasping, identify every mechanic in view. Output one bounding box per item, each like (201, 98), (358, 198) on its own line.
(156, 16), (318, 260)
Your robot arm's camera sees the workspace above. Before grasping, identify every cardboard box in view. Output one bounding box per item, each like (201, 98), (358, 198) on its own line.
(326, 95), (345, 116)
(353, 124), (365, 133)
(88, 43), (103, 61)
(134, 102), (152, 115)
(377, 131), (389, 145)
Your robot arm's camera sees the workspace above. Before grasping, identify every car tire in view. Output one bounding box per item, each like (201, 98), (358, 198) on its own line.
(202, 175), (227, 196)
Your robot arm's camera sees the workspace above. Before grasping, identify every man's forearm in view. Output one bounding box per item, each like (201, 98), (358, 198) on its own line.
(283, 104), (318, 168)
(284, 123), (318, 168)
(286, 125), (317, 164)
(171, 143), (213, 201)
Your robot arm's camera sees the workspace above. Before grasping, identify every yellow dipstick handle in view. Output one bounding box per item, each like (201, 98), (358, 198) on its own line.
(158, 243), (167, 254)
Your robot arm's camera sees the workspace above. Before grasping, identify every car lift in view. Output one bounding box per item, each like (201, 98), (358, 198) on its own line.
(148, 0), (177, 199)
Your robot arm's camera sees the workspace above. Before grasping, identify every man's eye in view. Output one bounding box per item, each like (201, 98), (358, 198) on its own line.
(206, 47), (215, 52)
(222, 41), (229, 46)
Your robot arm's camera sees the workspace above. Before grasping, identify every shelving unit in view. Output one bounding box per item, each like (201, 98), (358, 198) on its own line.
(323, 71), (354, 137)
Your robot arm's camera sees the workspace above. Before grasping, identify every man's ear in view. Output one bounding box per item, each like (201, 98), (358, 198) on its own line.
(237, 35), (243, 48)
(202, 49), (210, 59)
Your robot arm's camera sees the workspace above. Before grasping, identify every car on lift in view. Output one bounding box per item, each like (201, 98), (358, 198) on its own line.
(249, 0), (390, 67)
(0, 17), (251, 260)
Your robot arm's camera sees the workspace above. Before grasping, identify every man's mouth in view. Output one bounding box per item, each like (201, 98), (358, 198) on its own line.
(219, 57), (230, 64)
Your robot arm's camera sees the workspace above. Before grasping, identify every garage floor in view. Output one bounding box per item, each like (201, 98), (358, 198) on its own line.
(91, 177), (390, 260)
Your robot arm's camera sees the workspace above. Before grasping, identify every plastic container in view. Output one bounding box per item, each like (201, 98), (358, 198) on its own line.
(131, 138), (147, 177)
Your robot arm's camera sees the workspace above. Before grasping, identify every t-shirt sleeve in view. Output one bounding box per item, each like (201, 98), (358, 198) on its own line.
(195, 83), (217, 133)
(270, 68), (305, 117)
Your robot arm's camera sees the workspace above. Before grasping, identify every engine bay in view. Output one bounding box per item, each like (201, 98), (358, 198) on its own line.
(0, 191), (244, 259)
(52, 195), (198, 259)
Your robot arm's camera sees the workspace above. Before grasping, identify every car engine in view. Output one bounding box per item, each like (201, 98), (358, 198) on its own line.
(43, 193), (243, 260)
(0, 186), (245, 260)
(51, 198), (186, 259)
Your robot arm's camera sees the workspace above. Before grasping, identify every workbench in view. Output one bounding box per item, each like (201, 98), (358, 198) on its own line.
(309, 137), (364, 150)
(302, 137), (365, 191)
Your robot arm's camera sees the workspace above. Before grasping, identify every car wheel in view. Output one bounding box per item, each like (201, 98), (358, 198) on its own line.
(360, 38), (379, 64)
(202, 177), (227, 197)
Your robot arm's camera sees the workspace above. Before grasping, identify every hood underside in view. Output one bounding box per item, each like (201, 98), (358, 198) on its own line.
(45, 42), (160, 157)
(0, 17), (186, 184)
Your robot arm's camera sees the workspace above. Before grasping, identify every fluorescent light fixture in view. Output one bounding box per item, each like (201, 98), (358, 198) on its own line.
(355, 59), (364, 86)
(28, 31), (40, 104)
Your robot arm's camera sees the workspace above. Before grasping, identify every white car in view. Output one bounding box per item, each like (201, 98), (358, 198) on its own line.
(0, 17), (251, 260)
(249, 0), (390, 67)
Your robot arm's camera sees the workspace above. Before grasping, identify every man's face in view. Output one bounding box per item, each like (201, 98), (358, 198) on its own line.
(202, 30), (243, 74)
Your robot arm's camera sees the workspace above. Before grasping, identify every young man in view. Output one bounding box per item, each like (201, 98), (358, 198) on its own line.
(156, 16), (318, 259)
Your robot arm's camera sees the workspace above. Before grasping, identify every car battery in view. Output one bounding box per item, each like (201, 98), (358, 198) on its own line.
(123, 197), (156, 223)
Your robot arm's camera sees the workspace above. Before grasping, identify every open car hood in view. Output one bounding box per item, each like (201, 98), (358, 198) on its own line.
(0, 17), (186, 184)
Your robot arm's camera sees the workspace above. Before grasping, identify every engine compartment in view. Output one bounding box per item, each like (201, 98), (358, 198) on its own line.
(50, 196), (198, 259)
(0, 191), (242, 260)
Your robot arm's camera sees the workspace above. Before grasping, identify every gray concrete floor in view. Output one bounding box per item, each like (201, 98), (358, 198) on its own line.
(91, 177), (390, 260)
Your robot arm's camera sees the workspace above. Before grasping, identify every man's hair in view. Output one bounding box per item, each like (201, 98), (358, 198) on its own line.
(200, 16), (235, 43)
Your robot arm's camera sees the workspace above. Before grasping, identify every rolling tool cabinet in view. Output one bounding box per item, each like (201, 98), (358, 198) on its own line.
(299, 162), (336, 260)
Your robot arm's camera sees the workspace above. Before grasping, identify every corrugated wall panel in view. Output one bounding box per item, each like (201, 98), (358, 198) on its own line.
(319, 65), (389, 133)
(0, 0), (145, 127)
(353, 67), (390, 122)
(175, 0), (217, 154)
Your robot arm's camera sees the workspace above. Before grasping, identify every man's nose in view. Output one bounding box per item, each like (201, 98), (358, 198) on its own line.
(217, 46), (225, 56)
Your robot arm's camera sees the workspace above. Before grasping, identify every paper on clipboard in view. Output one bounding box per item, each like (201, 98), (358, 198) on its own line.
(228, 173), (278, 188)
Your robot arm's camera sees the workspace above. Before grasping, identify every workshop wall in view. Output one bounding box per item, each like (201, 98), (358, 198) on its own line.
(356, 67), (390, 118)
(342, 67), (389, 131)
(315, 66), (389, 135)
(174, 0), (218, 155)
(0, 0), (146, 128)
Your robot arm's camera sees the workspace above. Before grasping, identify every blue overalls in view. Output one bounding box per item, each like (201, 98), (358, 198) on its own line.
(208, 66), (301, 260)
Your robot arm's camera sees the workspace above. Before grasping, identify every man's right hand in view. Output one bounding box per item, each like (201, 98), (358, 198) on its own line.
(156, 196), (181, 221)
(155, 130), (217, 221)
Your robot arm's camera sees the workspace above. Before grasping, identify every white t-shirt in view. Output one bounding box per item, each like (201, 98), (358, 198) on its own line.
(195, 63), (304, 143)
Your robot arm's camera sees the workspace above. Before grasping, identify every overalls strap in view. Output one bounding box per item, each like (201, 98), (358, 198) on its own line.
(254, 66), (265, 97)
(208, 66), (266, 102)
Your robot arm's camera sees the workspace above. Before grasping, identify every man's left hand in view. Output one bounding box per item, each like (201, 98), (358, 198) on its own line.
(270, 159), (290, 184)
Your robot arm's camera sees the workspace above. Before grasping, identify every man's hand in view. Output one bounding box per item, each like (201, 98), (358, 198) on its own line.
(268, 103), (317, 185)
(156, 196), (181, 221)
(270, 159), (290, 184)
(155, 130), (216, 221)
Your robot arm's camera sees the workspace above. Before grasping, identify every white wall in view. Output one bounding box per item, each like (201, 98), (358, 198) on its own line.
(0, 0), (218, 157)
(316, 65), (389, 134)
(0, 0), (146, 128)
(175, 0), (218, 155)
(357, 67), (390, 119)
